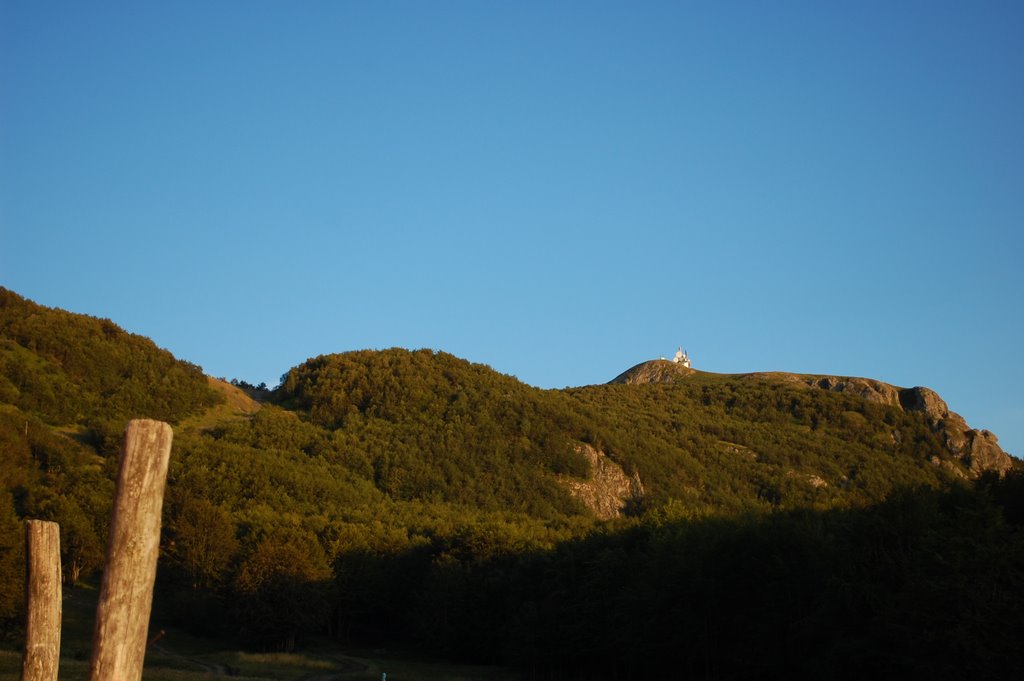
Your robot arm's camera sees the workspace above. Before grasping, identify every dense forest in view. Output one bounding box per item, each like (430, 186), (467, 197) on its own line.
(1, 287), (1022, 679)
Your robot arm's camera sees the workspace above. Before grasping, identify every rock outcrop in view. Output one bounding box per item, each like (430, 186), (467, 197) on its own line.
(610, 360), (696, 385)
(898, 386), (950, 419)
(815, 376), (900, 406)
(813, 380), (1014, 477)
(559, 444), (644, 520)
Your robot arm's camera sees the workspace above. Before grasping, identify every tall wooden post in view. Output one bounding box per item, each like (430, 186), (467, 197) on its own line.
(89, 419), (173, 681)
(21, 520), (61, 681)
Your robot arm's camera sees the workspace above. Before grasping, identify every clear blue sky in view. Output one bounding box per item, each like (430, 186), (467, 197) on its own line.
(2, 1), (1022, 457)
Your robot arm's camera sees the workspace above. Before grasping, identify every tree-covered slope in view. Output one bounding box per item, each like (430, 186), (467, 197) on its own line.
(565, 372), (1003, 512)
(2, 286), (1009, 535)
(274, 349), (1009, 517)
(274, 349), (594, 515)
(0, 287), (221, 429)
(1, 288), (1022, 675)
(0, 287), (225, 625)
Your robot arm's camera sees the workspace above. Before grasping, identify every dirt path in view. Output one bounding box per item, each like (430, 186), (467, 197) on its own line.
(295, 655), (369, 680)
(151, 642), (238, 676)
(151, 641), (367, 680)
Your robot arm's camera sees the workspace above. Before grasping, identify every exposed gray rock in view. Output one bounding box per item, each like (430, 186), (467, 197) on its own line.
(559, 444), (644, 520)
(786, 469), (829, 488)
(609, 360), (695, 385)
(966, 429), (1013, 476)
(814, 376), (900, 406)
(898, 386), (950, 420)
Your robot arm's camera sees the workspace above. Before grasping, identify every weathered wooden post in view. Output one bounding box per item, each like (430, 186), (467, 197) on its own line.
(21, 520), (61, 681)
(89, 419), (173, 681)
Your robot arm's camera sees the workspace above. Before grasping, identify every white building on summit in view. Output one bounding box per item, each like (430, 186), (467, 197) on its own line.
(673, 347), (691, 368)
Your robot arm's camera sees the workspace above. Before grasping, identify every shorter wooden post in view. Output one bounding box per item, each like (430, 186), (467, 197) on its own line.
(21, 520), (61, 681)
(89, 419), (173, 681)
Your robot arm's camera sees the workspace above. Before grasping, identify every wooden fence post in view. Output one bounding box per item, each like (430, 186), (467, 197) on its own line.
(89, 419), (173, 681)
(21, 520), (61, 681)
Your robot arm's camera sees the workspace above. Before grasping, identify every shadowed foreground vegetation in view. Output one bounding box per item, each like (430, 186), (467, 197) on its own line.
(2, 479), (1021, 681)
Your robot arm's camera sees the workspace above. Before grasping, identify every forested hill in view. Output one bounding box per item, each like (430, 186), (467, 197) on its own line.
(2, 288), (1023, 678)
(2, 285), (1014, 524)
(0, 287), (224, 623)
(275, 349), (594, 515)
(275, 348), (1016, 516)
(0, 287), (221, 430)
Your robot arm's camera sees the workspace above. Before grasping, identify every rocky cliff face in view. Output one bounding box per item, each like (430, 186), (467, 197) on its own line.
(814, 376), (900, 405)
(559, 444), (645, 520)
(814, 380), (1013, 476)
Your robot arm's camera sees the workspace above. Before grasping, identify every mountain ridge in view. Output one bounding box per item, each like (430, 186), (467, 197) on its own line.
(3, 287), (1024, 675)
(612, 359), (1013, 477)
(1, 286), (1016, 494)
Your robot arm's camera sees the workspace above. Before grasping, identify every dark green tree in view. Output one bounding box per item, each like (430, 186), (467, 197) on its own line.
(234, 530), (333, 651)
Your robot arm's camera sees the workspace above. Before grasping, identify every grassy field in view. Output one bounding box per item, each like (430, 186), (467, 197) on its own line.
(0, 648), (525, 681)
(178, 377), (263, 432)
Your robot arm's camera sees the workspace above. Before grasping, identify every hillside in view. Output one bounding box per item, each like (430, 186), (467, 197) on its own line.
(611, 359), (1014, 479)
(262, 349), (1015, 521)
(0, 287), (222, 436)
(1, 289), (1023, 677)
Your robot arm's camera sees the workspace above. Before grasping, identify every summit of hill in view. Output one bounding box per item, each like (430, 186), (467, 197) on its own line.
(609, 358), (698, 384)
(606, 356), (1013, 478)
